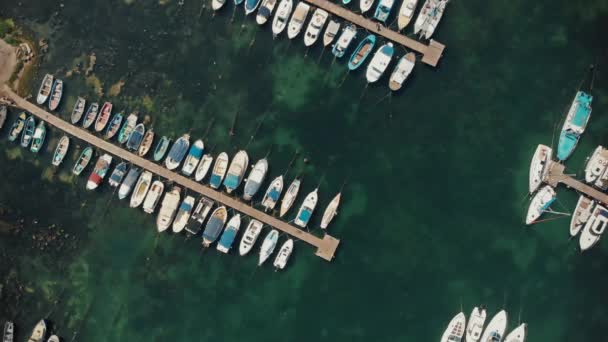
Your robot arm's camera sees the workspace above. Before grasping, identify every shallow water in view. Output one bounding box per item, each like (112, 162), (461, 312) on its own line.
(1, 0), (607, 340)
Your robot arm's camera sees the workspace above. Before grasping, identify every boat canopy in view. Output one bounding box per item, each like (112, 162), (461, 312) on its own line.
(572, 92), (593, 127)
(210, 174), (222, 187)
(298, 209), (312, 222)
(268, 188), (281, 200)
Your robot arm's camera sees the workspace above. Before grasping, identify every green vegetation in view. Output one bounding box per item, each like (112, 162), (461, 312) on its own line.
(0, 18), (15, 38)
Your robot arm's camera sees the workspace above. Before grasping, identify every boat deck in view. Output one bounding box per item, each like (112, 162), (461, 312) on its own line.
(0, 84), (340, 262)
(304, 0), (445, 67)
(544, 161), (608, 205)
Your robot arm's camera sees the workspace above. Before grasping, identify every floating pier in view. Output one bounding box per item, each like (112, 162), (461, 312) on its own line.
(544, 161), (608, 205)
(0, 84), (340, 261)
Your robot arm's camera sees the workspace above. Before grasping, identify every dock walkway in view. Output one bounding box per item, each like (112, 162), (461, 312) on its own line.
(0, 84), (340, 261)
(545, 161), (608, 205)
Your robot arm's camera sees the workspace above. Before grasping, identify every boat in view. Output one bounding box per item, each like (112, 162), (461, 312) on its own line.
(256, 0), (277, 25)
(556, 91), (594, 161)
(389, 52), (416, 91)
(72, 147), (93, 176)
(414, 0), (448, 39)
(273, 239), (293, 270)
(70, 97), (86, 124)
(172, 195), (195, 233)
(320, 192), (340, 229)
(245, 0), (263, 15)
(129, 171), (153, 208)
(348, 34), (376, 70)
(279, 177), (301, 217)
(185, 197), (214, 235)
(234, 0), (244, 5)
(27, 320), (46, 342)
(51, 135), (70, 166)
(181, 139), (205, 176)
(8, 112), (26, 142)
(466, 306), (487, 342)
(20, 116), (36, 148)
(397, 0), (418, 30)
(108, 162), (129, 187)
(143, 180), (165, 214)
(86, 154), (112, 190)
(504, 323), (527, 342)
(528, 145), (552, 194)
(287, 2), (311, 39)
(332, 24), (357, 58)
(217, 214), (242, 253)
(94, 102), (113, 132)
(262, 175), (284, 211)
(304, 9), (329, 47)
(570, 196), (595, 237)
(48, 79), (63, 111)
(525, 185), (556, 225)
(126, 123), (145, 151)
(194, 154), (214, 182)
(117, 112), (138, 144)
(153, 136), (171, 162)
(239, 219), (263, 256)
(118, 167), (141, 200)
(480, 310), (508, 342)
(224, 150), (249, 193)
(323, 20), (340, 47)
(440, 312), (466, 342)
(47, 336), (60, 342)
(36, 74), (53, 104)
(366, 42), (394, 83)
(243, 158), (269, 201)
(82, 102), (99, 129)
(30, 121), (46, 153)
(271, 0), (293, 37)
(584, 146), (607, 186)
(0, 106), (5, 130)
(360, 0), (375, 13)
(258, 229), (279, 265)
(210, 152), (229, 189)
(157, 186), (182, 233)
(343, 0), (352, 4)
(579, 204), (608, 251)
(165, 134), (191, 170)
(137, 129), (155, 157)
(202, 206), (228, 246)
(104, 113), (123, 140)
(212, 0), (227, 10)
(294, 188), (318, 227)
(3, 321), (14, 342)
(373, 0), (395, 22)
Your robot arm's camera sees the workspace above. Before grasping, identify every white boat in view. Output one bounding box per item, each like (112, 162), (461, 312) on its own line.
(181, 139), (204, 176)
(579, 204), (608, 251)
(528, 144), (552, 194)
(360, 0), (375, 13)
(388, 52), (416, 91)
(480, 310), (508, 342)
(47, 335), (60, 342)
(272, 0), (293, 37)
(303, 9), (329, 47)
(294, 188), (318, 227)
(36, 74), (53, 104)
(287, 2), (311, 39)
(164, 134), (190, 171)
(194, 154), (214, 182)
(331, 24), (357, 58)
(258, 229), (279, 265)
(323, 20), (340, 47)
(143, 180), (165, 214)
(504, 323), (527, 342)
(224, 150), (249, 193)
(570, 196), (595, 237)
(85, 154), (112, 191)
(584, 145), (608, 189)
(209, 152), (229, 189)
(397, 0), (418, 30)
(262, 175), (284, 211)
(440, 312), (466, 342)
(366, 43), (394, 83)
(414, 0), (448, 39)
(239, 219), (264, 256)
(280, 178), (301, 217)
(212, 0), (227, 10)
(320, 193), (340, 229)
(466, 306), (487, 342)
(273, 239), (294, 270)
(129, 171), (153, 208)
(172, 195), (195, 233)
(257, 0), (278, 25)
(157, 186), (181, 233)
(525, 185), (556, 225)
(28, 320), (46, 342)
(243, 158), (269, 201)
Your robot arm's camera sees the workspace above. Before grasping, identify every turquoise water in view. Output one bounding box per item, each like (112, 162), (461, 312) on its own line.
(1, 0), (607, 340)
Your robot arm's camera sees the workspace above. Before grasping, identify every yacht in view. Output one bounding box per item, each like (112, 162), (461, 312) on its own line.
(525, 185), (556, 225)
(580, 204), (608, 251)
(239, 219), (264, 256)
(440, 312), (466, 342)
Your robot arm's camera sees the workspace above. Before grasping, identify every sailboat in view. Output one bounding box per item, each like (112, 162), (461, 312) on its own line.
(389, 52), (416, 91)
(137, 129), (155, 157)
(104, 113), (123, 140)
(129, 171), (153, 208)
(303, 9), (329, 47)
(48, 79), (63, 111)
(27, 320), (46, 342)
(348, 34), (376, 70)
(323, 20), (340, 47)
(51, 135), (70, 166)
(172, 195), (195, 233)
(526, 185), (556, 225)
(117, 112), (138, 144)
(465, 306), (486, 342)
(258, 229), (279, 265)
(271, 0), (293, 37)
(82, 102), (99, 129)
(72, 147), (94, 176)
(157, 186), (181, 233)
(224, 150), (249, 193)
(8, 112), (26, 142)
(210, 152), (229, 189)
(570, 196), (595, 237)
(243, 158), (269, 201)
(480, 310), (508, 342)
(579, 204), (608, 251)
(108, 162), (128, 187)
(70, 97), (87, 124)
(153, 136), (171, 162)
(94, 102), (113, 132)
(397, 0), (418, 29)
(273, 239), (294, 270)
(256, 0), (277, 25)
(280, 177), (301, 217)
(30, 121), (46, 153)
(194, 154), (214, 182)
(20, 116), (36, 148)
(528, 144), (552, 194)
(202, 206), (228, 247)
(332, 24), (357, 58)
(440, 312), (466, 342)
(165, 134), (191, 170)
(36, 74), (53, 104)
(294, 188), (318, 227)
(320, 193), (340, 229)
(181, 139), (205, 176)
(86, 154), (112, 190)
(118, 168), (141, 200)
(185, 197), (214, 235)
(556, 91), (593, 161)
(143, 180), (165, 214)
(504, 323), (527, 342)
(287, 2), (311, 39)
(217, 214), (242, 253)
(126, 123), (145, 151)
(366, 43), (394, 83)
(360, 0), (375, 13)
(239, 219), (263, 256)
(262, 175), (284, 211)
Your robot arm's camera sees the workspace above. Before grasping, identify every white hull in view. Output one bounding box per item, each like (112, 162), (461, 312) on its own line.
(225, 150), (249, 193)
(210, 152), (229, 189)
(294, 189), (318, 227)
(322, 20), (340, 47)
(525, 185), (556, 225)
(397, 0), (418, 30)
(157, 187), (181, 232)
(584, 145), (608, 189)
(320, 193), (340, 229)
(570, 196), (594, 237)
(28, 320), (47, 342)
(389, 52), (416, 91)
(440, 312), (466, 342)
(480, 310), (508, 342)
(217, 214), (241, 253)
(129, 171), (153, 208)
(287, 2), (310, 39)
(173, 196), (195, 233)
(195, 154), (214, 182)
(273, 239), (294, 270)
(365, 43), (394, 83)
(272, 0), (293, 36)
(466, 307), (486, 342)
(580, 204), (608, 251)
(212, 0), (226, 10)
(143, 181), (165, 214)
(36, 74), (53, 105)
(529, 144), (552, 194)
(181, 140), (204, 176)
(262, 175), (284, 211)
(360, 0), (375, 13)
(256, 0), (278, 25)
(280, 178), (301, 217)
(239, 219), (264, 256)
(504, 323), (527, 342)
(303, 9), (328, 47)
(243, 158), (269, 201)
(258, 229), (279, 265)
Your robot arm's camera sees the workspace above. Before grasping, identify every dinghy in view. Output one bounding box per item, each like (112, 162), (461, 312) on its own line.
(366, 43), (394, 83)
(182, 139), (205, 176)
(104, 113), (123, 139)
(389, 52), (416, 91)
(280, 177), (301, 217)
(210, 152), (230, 189)
(130, 171), (153, 208)
(440, 312), (466, 342)
(348, 34), (376, 70)
(320, 193), (340, 229)
(580, 204), (608, 251)
(172, 195), (195, 233)
(70, 97), (86, 124)
(126, 123), (145, 151)
(557, 91), (593, 161)
(117, 112), (138, 144)
(332, 24), (357, 58)
(202, 206), (228, 246)
(360, 0), (375, 13)
(143, 180), (165, 214)
(137, 129), (155, 157)
(224, 150), (249, 193)
(194, 154), (214, 182)
(94, 102), (113, 132)
(30, 121), (46, 153)
(217, 214), (242, 253)
(273, 239), (294, 270)
(153, 136), (171, 162)
(82, 102), (99, 129)
(157, 186), (181, 233)
(287, 2), (310, 39)
(239, 219), (263, 256)
(256, 0), (277, 25)
(466, 306), (486, 342)
(323, 20), (340, 47)
(52, 135), (70, 166)
(20, 116), (36, 148)
(397, 0), (418, 30)
(480, 310), (508, 342)
(245, 0), (263, 15)
(570, 196), (594, 237)
(304, 8), (329, 47)
(258, 229), (279, 265)
(8, 112), (26, 142)
(165, 134), (191, 170)
(504, 323), (527, 342)
(262, 175), (284, 211)
(272, 0), (293, 37)
(243, 158), (269, 200)
(294, 188), (318, 227)
(48, 79), (63, 111)
(529, 144), (552, 194)
(525, 185), (556, 225)
(373, 0), (395, 22)
(108, 162), (128, 187)
(36, 74), (53, 105)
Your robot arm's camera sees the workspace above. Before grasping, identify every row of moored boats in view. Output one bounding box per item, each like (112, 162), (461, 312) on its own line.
(441, 307), (526, 342)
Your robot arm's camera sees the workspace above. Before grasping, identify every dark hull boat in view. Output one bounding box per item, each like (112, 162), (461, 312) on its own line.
(202, 206), (228, 247)
(82, 102), (99, 129)
(48, 79), (63, 111)
(20, 116), (36, 148)
(8, 112), (26, 142)
(126, 123), (145, 151)
(104, 113), (123, 139)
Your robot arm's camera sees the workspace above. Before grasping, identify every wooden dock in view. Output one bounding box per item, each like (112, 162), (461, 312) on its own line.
(304, 0), (445, 67)
(0, 84), (340, 261)
(545, 161), (608, 205)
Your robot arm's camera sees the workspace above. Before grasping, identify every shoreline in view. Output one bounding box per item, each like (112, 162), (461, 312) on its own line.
(0, 38), (17, 85)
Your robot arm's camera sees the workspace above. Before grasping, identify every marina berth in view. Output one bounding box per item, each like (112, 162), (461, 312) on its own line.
(104, 113), (123, 140)
(525, 185), (556, 225)
(295, 188), (318, 227)
(258, 229), (279, 265)
(397, 0), (418, 30)
(82, 102), (99, 129)
(51, 135), (70, 166)
(185, 196), (214, 235)
(557, 91), (593, 161)
(217, 213), (242, 253)
(3, 321), (14, 342)
(365, 42), (394, 83)
(360, 0), (375, 13)
(118, 167), (142, 200)
(210, 152), (229, 189)
(181, 139), (205, 176)
(36, 74), (53, 105)
(570, 196), (594, 237)
(465, 306), (486, 342)
(273, 238), (294, 270)
(157, 186), (182, 233)
(165, 134), (191, 170)
(153, 136), (171, 162)
(212, 0), (227, 10)
(20, 116), (35, 148)
(86, 154), (112, 190)
(243, 158), (269, 201)
(72, 147), (93, 176)
(332, 24), (357, 58)
(480, 310), (508, 342)
(172, 195), (195, 233)
(94, 102), (113, 132)
(373, 0), (395, 23)
(322, 20), (340, 47)
(8, 112), (26, 142)
(304, 8), (329, 47)
(224, 150), (249, 193)
(245, 0), (263, 15)
(287, 2), (311, 39)
(27, 320), (46, 342)
(579, 204), (608, 251)
(504, 323), (527, 342)
(48, 79), (63, 111)
(320, 192), (340, 229)
(194, 154), (214, 182)
(202, 206), (228, 246)
(137, 129), (154, 157)
(440, 312), (466, 342)
(348, 34), (376, 70)
(143, 180), (165, 214)
(262, 175), (284, 211)
(130, 171), (153, 208)
(108, 162), (129, 187)
(30, 121), (46, 153)
(126, 123), (145, 151)
(117, 112), (138, 144)
(256, 0), (277, 25)
(239, 219), (264, 255)
(528, 144), (552, 194)
(271, 0), (294, 37)
(388, 52), (416, 91)
(280, 177), (301, 217)
(70, 97), (86, 124)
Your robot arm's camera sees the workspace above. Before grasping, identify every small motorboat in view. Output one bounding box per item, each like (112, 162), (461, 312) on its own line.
(52, 135), (70, 166)
(30, 121), (46, 153)
(480, 310), (508, 342)
(373, 0), (395, 23)
(153, 136), (171, 162)
(172, 195), (196, 233)
(239, 219), (263, 256)
(137, 129), (155, 157)
(388, 52), (416, 91)
(465, 306), (486, 342)
(271, 0), (294, 37)
(36, 74), (53, 105)
(181, 139), (205, 176)
(217, 214), (242, 253)
(94, 101), (113, 132)
(294, 188), (318, 227)
(570, 196), (595, 237)
(347, 34), (376, 70)
(130, 171), (153, 208)
(108, 162), (129, 187)
(82, 102), (99, 129)
(117, 112), (138, 144)
(3, 321), (14, 342)
(210, 152), (229, 189)
(322, 20), (340, 47)
(0, 105), (5, 130)
(279, 177), (301, 217)
(212, 0), (227, 10)
(303, 8), (329, 47)
(273, 239), (294, 270)
(157, 186), (181, 233)
(165, 134), (191, 170)
(185, 197), (214, 235)
(243, 158), (269, 201)
(360, 0), (375, 13)
(320, 192), (340, 229)
(331, 24), (357, 58)
(202, 206), (228, 246)
(258, 229), (279, 265)
(440, 312), (466, 342)
(525, 185), (556, 225)
(143, 180), (165, 214)
(529, 144), (552, 194)
(48, 79), (63, 111)
(194, 154), (214, 182)
(70, 97), (87, 124)
(47, 335), (60, 342)
(118, 167), (142, 200)
(397, 0), (418, 30)
(27, 320), (46, 342)
(20, 116), (36, 148)
(504, 323), (527, 342)
(256, 0), (277, 25)
(580, 204), (608, 251)
(245, 0), (263, 15)
(365, 42), (395, 83)
(126, 123), (145, 151)
(73, 148), (94, 176)
(104, 113), (123, 140)
(287, 2), (311, 39)
(86, 154), (113, 191)
(8, 112), (27, 142)
(262, 175), (284, 211)
(223, 150), (249, 193)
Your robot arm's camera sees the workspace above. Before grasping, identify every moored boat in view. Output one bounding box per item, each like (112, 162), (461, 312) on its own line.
(143, 180), (165, 214)
(117, 112), (138, 144)
(224, 150), (249, 193)
(239, 219), (263, 256)
(360, 0), (375, 13)
(570, 196), (594, 237)
(320, 192), (340, 229)
(332, 24), (357, 58)
(3, 321), (14, 342)
(373, 0), (395, 23)
(52, 135), (70, 166)
(104, 113), (123, 140)
(118, 167), (141, 200)
(94, 102), (113, 132)
(294, 188), (318, 227)
(235, 0), (245, 5)
(47, 335), (60, 342)
(529, 144), (552, 194)
(70, 97), (86, 124)
(30, 121), (46, 153)
(181, 139), (205, 176)
(480, 310), (508, 342)
(504, 323), (527, 342)
(414, 0), (448, 39)
(584, 146), (606, 186)
(212, 0), (227, 10)
(8, 112), (26, 142)
(153, 136), (171, 162)
(280, 177), (301, 217)
(557, 91), (593, 161)
(245, 0), (263, 15)
(287, 2), (311, 39)
(82, 102), (99, 129)
(366, 42), (394, 83)
(137, 129), (154, 157)
(217, 214), (242, 253)
(465, 306), (486, 342)
(165, 134), (191, 170)
(129, 171), (153, 208)
(525, 185), (556, 225)
(157, 186), (182, 232)
(72, 147), (94, 176)
(20, 116), (36, 148)
(304, 8), (329, 47)
(126, 123), (145, 151)
(108, 162), (128, 187)
(271, 0), (294, 37)
(397, 0), (418, 30)
(256, 0), (277, 25)
(343, 0), (352, 3)
(243, 158), (269, 201)
(202, 206), (228, 246)
(27, 320), (46, 342)
(273, 239), (293, 270)
(440, 312), (466, 342)
(348, 34), (376, 70)
(48, 79), (63, 111)
(185, 197), (214, 235)
(580, 204), (608, 251)
(172, 195), (195, 233)
(194, 154), (214, 182)
(86, 154), (112, 190)
(36, 74), (53, 105)
(388, 52), (416, 91)
(258, 229), (279, 265)
(323, 20), (340, 47)
(262, 175), (284, 211)
(210, 152), (229, 189)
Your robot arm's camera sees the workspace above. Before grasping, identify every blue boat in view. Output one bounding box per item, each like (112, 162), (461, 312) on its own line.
(202, 206), (228, 247)
(126, 123), (145, 151)
(165, 134), (191, 171)
(342, 0), (352, 3)
(244, 0), (262, 14)
(181, 139), (205, 176)
(557, 91), (593, 161)
(104, 113), (123, 140)
(217, 214), (241, 253)
(223, 150), (249, 194)
(373, 0), (395, 22)
(348, 34), (376, 70)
